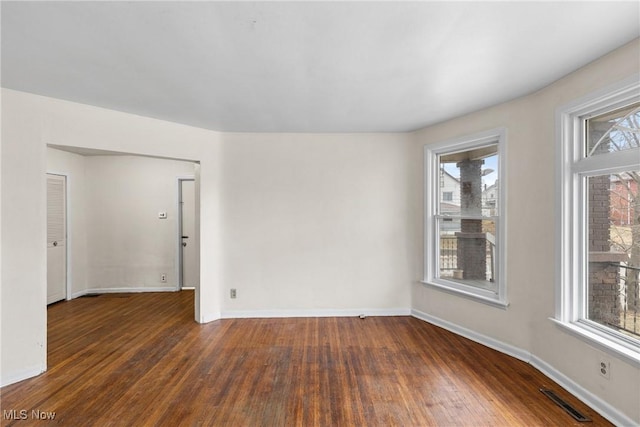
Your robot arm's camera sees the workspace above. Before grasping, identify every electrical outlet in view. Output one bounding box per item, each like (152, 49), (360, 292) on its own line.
(598, 360), (610, 380)
(230, 288), (237, 299)
(161, 273), (167, 283)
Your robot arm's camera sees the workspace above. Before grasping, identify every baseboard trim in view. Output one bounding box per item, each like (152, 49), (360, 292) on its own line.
(411, 309), (530, 362)
(411, 309), (635, 426)
(71, 290), (89, 299)
(199, 312), (221, 324)
(529, 356), (636, 427)
(1, 365), (46, 388)
(221, 308), (411, 319)
(71, 287), (177, 298)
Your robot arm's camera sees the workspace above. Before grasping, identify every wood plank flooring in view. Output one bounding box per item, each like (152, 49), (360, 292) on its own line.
(1, 291), (612, 426)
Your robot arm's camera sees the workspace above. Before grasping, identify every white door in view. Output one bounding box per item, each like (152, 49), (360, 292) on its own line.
(180, 179), (197, 289)
(47, 174), (67, 304)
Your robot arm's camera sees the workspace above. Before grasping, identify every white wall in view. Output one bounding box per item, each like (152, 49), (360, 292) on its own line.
(47, 147), (88, 296)
(412, 39), (640, 424)
(1, 89), (223, 386)
(0, 89), (415, 386)
(1, 90), (48, 385)
(220, 132), (417, 316)
(2, 36), (638, 424)
(84, 155), (195, 291)
(46, 149), (196, 295)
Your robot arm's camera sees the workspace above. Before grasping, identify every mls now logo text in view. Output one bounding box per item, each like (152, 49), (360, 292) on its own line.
(3, 409), (56, 420)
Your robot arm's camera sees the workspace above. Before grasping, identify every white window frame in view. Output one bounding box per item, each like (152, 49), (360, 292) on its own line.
(423, 128), (508, 308)
(555, 74), (640, 366)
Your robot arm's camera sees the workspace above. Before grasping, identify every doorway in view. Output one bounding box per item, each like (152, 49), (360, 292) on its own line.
(47, 173), (67, 304)
(178, 178), (198, 290)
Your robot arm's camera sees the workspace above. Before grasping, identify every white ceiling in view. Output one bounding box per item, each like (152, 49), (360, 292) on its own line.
(2, 1), (639, 133)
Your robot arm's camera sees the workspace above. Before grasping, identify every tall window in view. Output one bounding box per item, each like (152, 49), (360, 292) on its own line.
(557, 76), (640, 362)
(424, 128), (507, 307)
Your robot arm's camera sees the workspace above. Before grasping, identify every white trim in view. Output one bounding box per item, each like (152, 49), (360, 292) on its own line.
(199, 311), (221, 324)
(411, 309), (529, 361)
(68, 287), (181, 300)
(419, 281), (509, 309)
(555, 75), (640, 355)
(71, 288), (185, 299)
(76, 287), (178, 295)
(423, 127), (508, 306)
(571, 148), (639, 175)
(71, 289), (90, 299)
(1, 365), (46, 388)
(530, 356), (636, 427)
(221, 308), (412, 319)
(550, 318), (640, 368)
(411, 309), (636, 426)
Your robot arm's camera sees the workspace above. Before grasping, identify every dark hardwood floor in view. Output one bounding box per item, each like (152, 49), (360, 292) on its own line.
(1, 291), (611, 426)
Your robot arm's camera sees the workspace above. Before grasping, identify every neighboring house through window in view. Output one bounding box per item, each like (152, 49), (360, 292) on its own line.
(556, 75), (640, 363)
(424, 128), (507, 307)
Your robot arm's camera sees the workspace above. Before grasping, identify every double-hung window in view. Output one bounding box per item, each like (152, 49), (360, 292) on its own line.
(556, 76), (640, 363)
(424, 128), (507, 307)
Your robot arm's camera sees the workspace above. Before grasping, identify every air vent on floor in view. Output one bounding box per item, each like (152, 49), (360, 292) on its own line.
(539, 388), (592, 422)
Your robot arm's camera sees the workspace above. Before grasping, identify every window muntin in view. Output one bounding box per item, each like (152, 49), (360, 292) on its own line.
(557, 78), (640, 361)
(425, 129), (506, 306)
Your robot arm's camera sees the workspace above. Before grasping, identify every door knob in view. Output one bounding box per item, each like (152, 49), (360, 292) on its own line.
(53, 241), (58, 247)
(182, 242), (187, 247)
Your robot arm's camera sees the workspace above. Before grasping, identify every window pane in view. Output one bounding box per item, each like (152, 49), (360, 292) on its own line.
(439, 145), (498, 217)
(437, 217), (498, 292)
(586, 172), (640, 339)
(586, 103), (640, 157)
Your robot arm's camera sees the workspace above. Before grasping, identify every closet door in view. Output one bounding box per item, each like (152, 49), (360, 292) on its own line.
(47, 174), (67, 304)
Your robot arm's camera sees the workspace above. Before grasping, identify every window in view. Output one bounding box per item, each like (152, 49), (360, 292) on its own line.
(556, 76), (640, 363)
(424, 128), (507, 307)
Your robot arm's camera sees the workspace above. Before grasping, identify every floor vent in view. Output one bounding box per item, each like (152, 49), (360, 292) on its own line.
(540, 388), (592, 422)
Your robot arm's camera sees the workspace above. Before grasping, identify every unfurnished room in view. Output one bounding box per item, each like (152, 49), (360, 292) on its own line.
(1, 1), (639, 426)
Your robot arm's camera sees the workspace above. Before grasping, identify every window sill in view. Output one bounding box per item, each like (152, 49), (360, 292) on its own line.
(421, 280), (509, 309)
(550, 318), (640, 368)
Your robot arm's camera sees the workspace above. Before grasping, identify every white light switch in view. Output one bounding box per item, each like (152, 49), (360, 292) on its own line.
(158, 212), (167, 219)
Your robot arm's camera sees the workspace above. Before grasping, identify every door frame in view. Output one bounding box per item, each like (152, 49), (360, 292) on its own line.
(176, 176), (196, 290)
(46, 172), (71, 301)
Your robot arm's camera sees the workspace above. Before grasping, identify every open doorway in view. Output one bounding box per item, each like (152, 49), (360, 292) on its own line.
(178, 178), (198, 290)
(46, 145), (200, 313)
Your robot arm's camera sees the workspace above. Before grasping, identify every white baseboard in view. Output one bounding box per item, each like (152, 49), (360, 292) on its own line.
(71, 287), (177, 298)
(529, 356), (636, 427)
(70, 289), (89, 299)
(199, 311), (221, 324)
(411, 308), (530, 362)
(221, 307), (411, 319)
(411, 309), (635, 426)
(1, 365), (46, 388)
